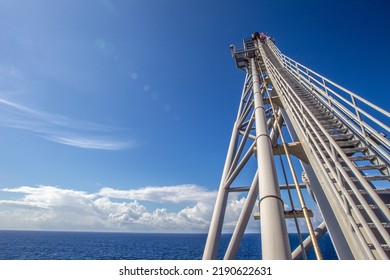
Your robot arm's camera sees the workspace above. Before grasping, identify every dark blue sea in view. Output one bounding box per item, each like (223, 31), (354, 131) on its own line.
(0, 231), (337, 260)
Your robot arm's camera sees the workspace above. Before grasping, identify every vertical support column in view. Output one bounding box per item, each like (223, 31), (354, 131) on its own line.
(203, 75), (250, 260)
(224, 171), (259, 259)
(203, 126), (237, 260)
(251, 58), (291, 260)
(202, 111), (239, 260)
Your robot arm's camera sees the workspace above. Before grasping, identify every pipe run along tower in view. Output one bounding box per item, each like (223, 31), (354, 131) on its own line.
(203, 33), (390, 260)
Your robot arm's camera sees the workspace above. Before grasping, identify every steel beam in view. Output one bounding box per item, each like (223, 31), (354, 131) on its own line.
(250, 57), (291, 260)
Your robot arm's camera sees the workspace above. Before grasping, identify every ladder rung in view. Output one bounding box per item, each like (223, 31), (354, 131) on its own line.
(314, 133), (353, 141)
(319, 119), (339, 125)
(320, 123), (343, 129)
(336, 140), (361, 148)
(326, 164), (387, 173)
(342, 147), (368, 154)
(343, 188), (390, 195)
(299, 94), (315, 99)
(350, 175), (390, 182)
(302, 98), (321, 104)
(311, 112), (331, 117)
(301, 98), (318, 102)
(332, 176), (390, 184)
(368, 244), (390, 251)
(365, 222), (390, 229)
(347, 155), (377, 161)
(321, 128), (349, 135)
(332, 134), (354, 141)
(356, 204), (390, 210)
(300, 99), (318, 104)
(310, 108), (329, 115)
(315, 115), (335, 121)
(308, 105), (327, 112)
(344, 164), (387, 171)
(317, 143), (364, 153)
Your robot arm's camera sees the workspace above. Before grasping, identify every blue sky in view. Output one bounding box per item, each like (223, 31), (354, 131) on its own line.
(0, 0), (389, 232)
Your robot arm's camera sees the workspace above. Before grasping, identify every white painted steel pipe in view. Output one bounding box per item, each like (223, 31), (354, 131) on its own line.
(250, 58), (291, 260)
(203, 74), (250, 260)
(224, 171), (259, 260)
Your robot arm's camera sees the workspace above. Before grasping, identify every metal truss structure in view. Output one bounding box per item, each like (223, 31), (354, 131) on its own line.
(203, 33), (390, 260)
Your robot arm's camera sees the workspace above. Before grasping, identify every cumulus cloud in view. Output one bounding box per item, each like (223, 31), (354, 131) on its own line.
(2, 186), (96, 208)
(99, 184), (217, 203)
(0, 185), (321, 233)
(0, 185), (248, 232)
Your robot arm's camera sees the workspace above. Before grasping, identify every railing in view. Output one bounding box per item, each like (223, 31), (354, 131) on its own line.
(259, 43), (390, 259)
(266, 39), (390, 163)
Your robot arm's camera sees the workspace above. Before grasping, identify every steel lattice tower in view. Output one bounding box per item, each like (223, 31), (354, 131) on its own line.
(203, 33), (390, 260)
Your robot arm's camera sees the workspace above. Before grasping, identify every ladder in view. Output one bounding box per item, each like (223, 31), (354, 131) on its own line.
(203, 34), (390, 260)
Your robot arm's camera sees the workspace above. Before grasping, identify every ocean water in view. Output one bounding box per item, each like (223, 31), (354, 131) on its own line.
(0, 230), (337, 260)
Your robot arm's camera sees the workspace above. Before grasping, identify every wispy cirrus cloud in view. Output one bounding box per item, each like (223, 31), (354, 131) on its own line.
(0, 64), (24, 81)
(0, 97), (135, 150)
(45, 135), (133, 150)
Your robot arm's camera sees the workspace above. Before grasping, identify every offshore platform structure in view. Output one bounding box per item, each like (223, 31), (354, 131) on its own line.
(203, 33), (390, 260)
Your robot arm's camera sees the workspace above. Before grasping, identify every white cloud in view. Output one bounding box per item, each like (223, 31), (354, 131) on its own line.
(0, 185), (240, 232)
(45, 135), (135, 150)
(0, 185), (322, 233)
(99, 184), (217, 203)
(0, 97), (135, 150)
(2, 185), (96, 208)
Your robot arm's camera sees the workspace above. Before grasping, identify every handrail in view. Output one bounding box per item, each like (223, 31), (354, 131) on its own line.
(267, 61), (389, 258)
(231, 36), (390, 259)
(296, 72), (390, 161)
(264, 51), (390, 219)
(266, 38), (390, 160)
(261, 44), (390, 259)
